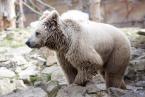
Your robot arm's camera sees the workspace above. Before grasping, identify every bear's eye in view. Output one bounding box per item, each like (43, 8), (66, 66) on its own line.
(36, 32), (41, 36)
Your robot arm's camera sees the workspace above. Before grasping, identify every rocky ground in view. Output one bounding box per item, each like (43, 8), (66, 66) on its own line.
(0, 27), (145, 97)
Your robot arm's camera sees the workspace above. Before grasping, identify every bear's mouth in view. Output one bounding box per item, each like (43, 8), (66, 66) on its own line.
(30, 44), (42, 48)
(26, 42), (42, 49)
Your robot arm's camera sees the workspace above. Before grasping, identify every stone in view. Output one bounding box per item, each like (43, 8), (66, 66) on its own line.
(127, 85), (143, 91)
(36, 56), (46, 65)
(108, 87), (145, 97)
(39, 47), (55, 59)
(0, 79), (16, 95)
(125, 68), (137, 80)
(56, 85), (87, 97)
(35, 81), (60, 97)
(41, 65), (67, 84)
(51, 68), (67, 85)
(6, 47), (32, 56)
(86, 74), (106, 94)
(11, 55), (27, 66)
(0, 54), (17, 70)
(125, 50), (145, 80)
(0, 52), (30, 70)
(19, 65), (39, 80)
(86, 83), (106, 94)
(1, 87), (48, 97)
(0, 67), (16, 78)
(137, 29), (145, 36)
(41, 65), (60, 74)
(0, 79), (27, 96)
(46, 56), (57, 66)
(130, 59), (145, 71)
(95, 91), (108, 97)
(13, 80), (27, 90)
(46, 81), (60, 93)
(121, 91), (145, 97)
(89, 74), (105, 84)
(26, 51), (46, 66)
(56, 84), (108, 97)
(131, 47), (145, 60)
(108, 87), (128, 97)
(135, 81), (145, 87)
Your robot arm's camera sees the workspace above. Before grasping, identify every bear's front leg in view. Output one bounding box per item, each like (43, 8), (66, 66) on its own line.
(73, 69), (92, 86)
(73, 57), (103, 86)
(66, 48), (103, 86)
(73, 63), (100, 86)
(57, 52), (78, 84)
(60, 63), (78, 84)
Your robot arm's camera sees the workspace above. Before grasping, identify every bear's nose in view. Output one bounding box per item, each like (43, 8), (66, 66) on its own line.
(25, 41), (30, 47)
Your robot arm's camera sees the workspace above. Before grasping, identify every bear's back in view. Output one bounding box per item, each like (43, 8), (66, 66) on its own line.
(77, 21), (130, 62)
(79, 21), (129, 47)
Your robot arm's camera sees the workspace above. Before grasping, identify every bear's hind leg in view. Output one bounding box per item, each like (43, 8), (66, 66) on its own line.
(105, 46), (130, 89)
(105, 72), (124, 88)
(120, 79), (126, 89)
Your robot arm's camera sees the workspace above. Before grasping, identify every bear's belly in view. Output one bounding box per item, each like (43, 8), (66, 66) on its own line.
(94, 42), (114, 64)
(85, 32), (114, 64)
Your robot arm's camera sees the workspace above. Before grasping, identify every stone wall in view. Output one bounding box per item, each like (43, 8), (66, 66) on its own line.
(102, 0), (145, 27)
(24, 0), (145, 27)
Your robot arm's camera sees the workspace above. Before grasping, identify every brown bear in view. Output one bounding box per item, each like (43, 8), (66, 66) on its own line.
(26, 10), (131, 89)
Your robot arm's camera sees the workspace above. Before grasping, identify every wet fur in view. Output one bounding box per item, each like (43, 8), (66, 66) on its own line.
(27, 11), (131, 89)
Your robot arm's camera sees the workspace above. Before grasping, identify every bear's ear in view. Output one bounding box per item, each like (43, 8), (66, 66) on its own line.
(39, 10), (51, 20)
(50, 10), (59, 22)
(42, 10), (60, 28)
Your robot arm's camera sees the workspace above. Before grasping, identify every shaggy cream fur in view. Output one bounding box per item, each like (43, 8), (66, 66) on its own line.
(26, 10), (131, 89)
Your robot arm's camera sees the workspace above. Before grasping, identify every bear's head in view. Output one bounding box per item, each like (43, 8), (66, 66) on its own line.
(26, 10), (61, 49)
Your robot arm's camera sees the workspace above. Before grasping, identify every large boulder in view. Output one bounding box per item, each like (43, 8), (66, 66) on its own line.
(108, 87), (145, 97)
(0, 67), (16, 78)
(1, 87), (48, 97)
(0, 79), (26, 96)
(56, 84), (108, 97)
(35, 81), (60, 97)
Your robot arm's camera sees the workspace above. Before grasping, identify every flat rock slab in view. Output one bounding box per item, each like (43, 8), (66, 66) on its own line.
(56, 85), (87, 97)
(121, 91), (145, 97)
(0, 87), (48, 97)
